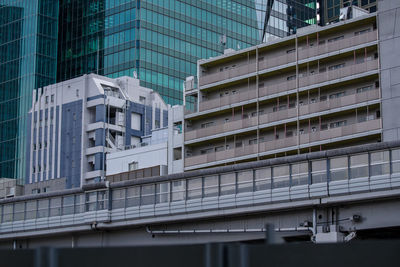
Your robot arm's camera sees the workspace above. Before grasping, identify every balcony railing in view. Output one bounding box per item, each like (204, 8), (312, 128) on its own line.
(299, 60), (378, 88)
(258, 53), (296, 71)
(199, 64), (257, 86)
(185, 119), (381, 167)
(185, 116), (258, 141)
(199, 31), (377, 88)
(199, 89), (257, 112)
(0, 141), (399, 235)
(298, 31), (377, 60)
(185, 89), (380, 142)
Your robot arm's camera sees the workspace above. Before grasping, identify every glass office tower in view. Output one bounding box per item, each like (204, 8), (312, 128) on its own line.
(57, 0), (260, 105)
(257, 0), (318, 41)
(0, 0), (323, 181)
(0, 0), (58, 181)
(319, 0), (377, 25)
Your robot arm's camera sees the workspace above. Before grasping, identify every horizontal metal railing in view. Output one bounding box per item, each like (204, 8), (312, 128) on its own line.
(185, 119), (381, 167)
(1, 140), (399, 235)
(195, 60), (378, 114)
(199, 31), (377, 87)
(186, 89), (380, 142)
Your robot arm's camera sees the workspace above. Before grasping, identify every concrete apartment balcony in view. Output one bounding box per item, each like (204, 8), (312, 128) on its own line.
(199, 64), (257, 86)
(298, 31), (377, 60)
(258, 80), (297, 98)
(184, 119), (381, 168)
(258, 53), (296, 71)
(259, 107), (298, 125)
(185, 116), (258, 141)
(299, 60), (378, 88)
(299, 119), (381, 145)
(299, 89), (380, 116)
(199, 89), (257, 112)
(185, 89), (379, 143)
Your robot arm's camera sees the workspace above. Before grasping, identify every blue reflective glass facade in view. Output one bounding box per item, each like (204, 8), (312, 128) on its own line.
(57, 0), (261, 106)
(0, 0), (58, 182)
(0, 0), (324, 182)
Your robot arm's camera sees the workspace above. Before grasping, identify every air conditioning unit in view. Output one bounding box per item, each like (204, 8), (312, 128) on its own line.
(116, 112), (125, 126)
(116, 135), (124, 148)
(184, 76), (195, 91)
(6, 187), (15, 197)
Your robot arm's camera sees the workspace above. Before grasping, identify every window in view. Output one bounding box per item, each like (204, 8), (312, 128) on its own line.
(391, 149), (400, 174)
(131, 113), (141, 131)
(356, 85), (373, 93)
(330, 120), (347, 129)
(215, 146), (224, 152)
(354, 28), (371, 36)
(129, 161), (138, 171)
(32, 188), (41, 194)
(200, 148), (214, 155)
(201, 122), (214, 128)
(51, 94), (54, 102)
(287, 75), (296, 81)
(328, 35), (344, 43)
(155, 120), (160, 128)
(330, 156), (349, 181)
(328, 63), (345, 71)
(249, 139), (258, 145)
(329, 92), (345, 99)
(45, 96), (49, 104)
(76, 89), (79, 97)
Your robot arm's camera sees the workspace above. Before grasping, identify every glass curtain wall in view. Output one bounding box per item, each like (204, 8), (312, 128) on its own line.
(0, 0), (58, 182)
(261, 0), (317, 41)
(57, 0), (105, 81)
(319, 0), (377, 25)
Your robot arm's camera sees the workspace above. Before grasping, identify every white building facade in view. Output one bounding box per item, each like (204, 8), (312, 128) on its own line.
(25, 74), (182, 190)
